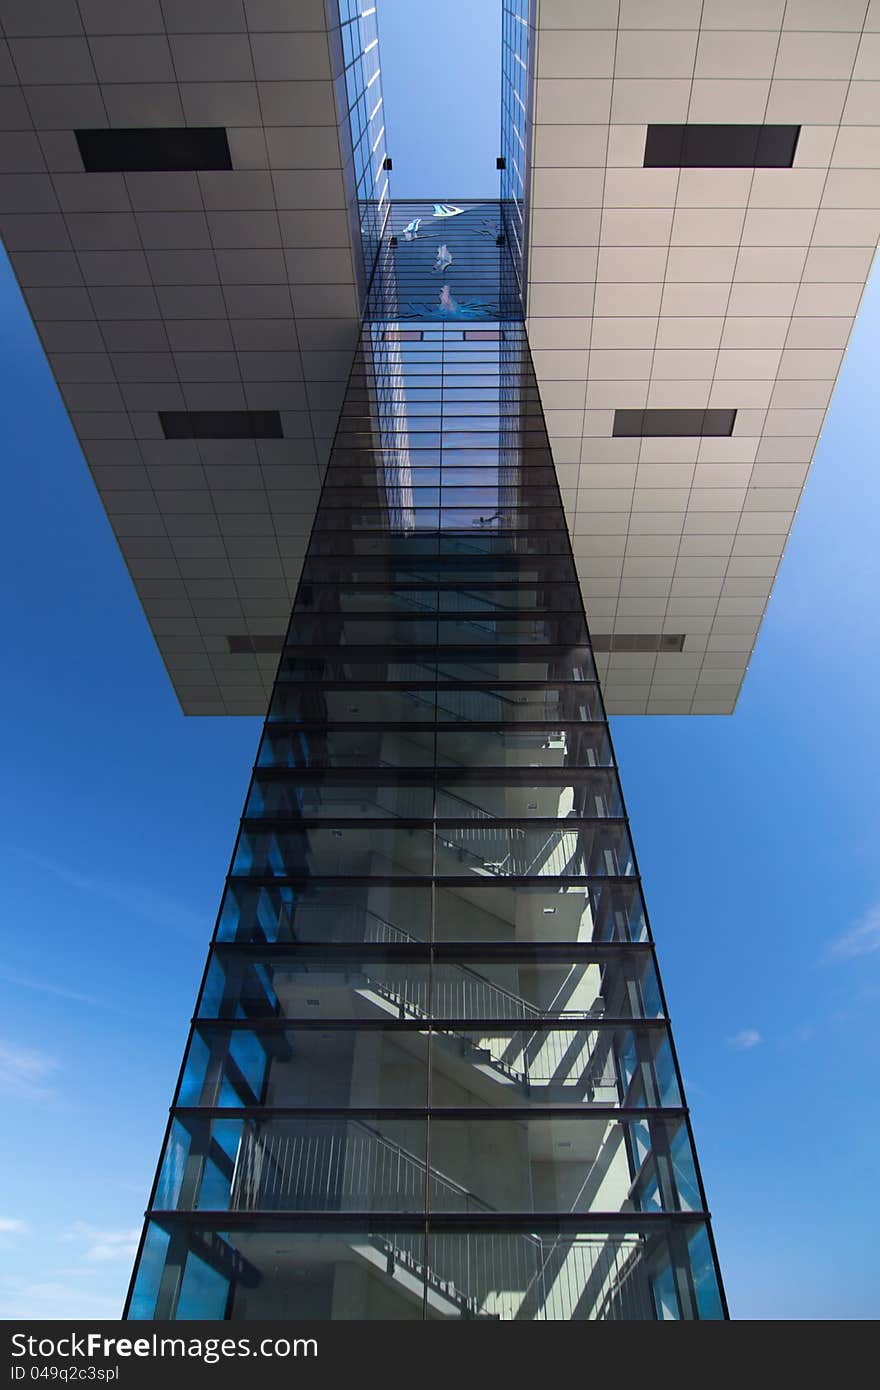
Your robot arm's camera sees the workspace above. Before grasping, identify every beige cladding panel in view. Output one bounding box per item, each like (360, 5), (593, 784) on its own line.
(0, 0), (380, 716)
(528, 0), (880, 713)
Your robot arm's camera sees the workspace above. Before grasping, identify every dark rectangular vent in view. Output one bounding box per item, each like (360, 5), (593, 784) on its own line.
(383, 330), (423, 341)
(228, 635), (285, 654)
(160, 411), (283, 440)
(464, 329), (503, 341)
(644, 124), (800, 168)
(613, 409), (735, 438)
(75, 127), (232, 172)
(593, 634), (685, 653)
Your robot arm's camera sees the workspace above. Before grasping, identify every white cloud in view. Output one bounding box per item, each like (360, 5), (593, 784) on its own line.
(62, 1222), (140, 1263)
(727, 1028), (763, 1051)
(0, 1218), (28, 1234)
(0, 1040), (58, 1098)
(0, 1279), (123, 1320)
(0, 967), (101, 1008)
(828, 904), (880, 961)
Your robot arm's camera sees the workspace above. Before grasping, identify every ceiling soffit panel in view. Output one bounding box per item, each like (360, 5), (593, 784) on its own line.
(524, 0), (880, 714)
(0, 0), (389, 715)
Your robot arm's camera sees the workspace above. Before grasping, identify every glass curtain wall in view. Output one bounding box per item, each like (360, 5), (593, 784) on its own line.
(125, 202), (726, 1322)
(500, 0), (535, 304)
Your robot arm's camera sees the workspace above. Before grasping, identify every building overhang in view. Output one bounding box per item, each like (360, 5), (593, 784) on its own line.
(0, 0), (388, 714)
(518, 0), (880, 712)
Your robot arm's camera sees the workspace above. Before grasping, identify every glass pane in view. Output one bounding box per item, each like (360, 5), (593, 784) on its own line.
(246, 775), (435, 821)
(428, 1115), (631, 1213)
(144, 1226), (429, 1320)
(259, 727), (437, 770)
(688, 1224), (725, 1320)
(434, 822), (635, 879)
(432, 882), (647, 944)
(429, 1026), (621, 1106)
(233, 824), (435, 878)
(181, 1025), (430, 1108)
(217, 882), (432, 944)
(199, 955), (435, 1023)
(435, 775), (623, 820)
(436, 726), (613, 766)
(160, 1116), (429, 1215)
(270, 688), (439, 725)
(422, 1231), (654, 1320)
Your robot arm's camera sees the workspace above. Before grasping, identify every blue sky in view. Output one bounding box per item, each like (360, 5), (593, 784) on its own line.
(0, 0), (877, 1320)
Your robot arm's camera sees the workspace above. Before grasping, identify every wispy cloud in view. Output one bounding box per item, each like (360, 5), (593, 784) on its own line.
(727, 1028), (763, 1051)
(827, 904), (880, 962)
(13, 848), (206, 943)
(0, 1223), (28, 1256)
(0, 1040), (59, 1098)
(0, 967), (103, 1009)
(0, 1278), (123, 1320)
(0, 1218), (28, 1254)
(0, 1218), (28, 1235)
(62, 1223), (140, 1264)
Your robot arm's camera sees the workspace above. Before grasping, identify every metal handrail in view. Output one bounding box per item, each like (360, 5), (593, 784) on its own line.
(363, 910), (541, 1019)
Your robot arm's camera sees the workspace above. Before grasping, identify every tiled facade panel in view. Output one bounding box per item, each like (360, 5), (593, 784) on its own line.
(528, 0), (880, 713)
(0, 0), (389, 715)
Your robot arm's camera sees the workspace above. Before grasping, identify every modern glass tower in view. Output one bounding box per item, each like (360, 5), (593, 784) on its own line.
(124, 200), (727, 1321)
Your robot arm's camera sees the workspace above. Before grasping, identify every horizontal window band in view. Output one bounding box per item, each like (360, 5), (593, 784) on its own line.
(254, 758), (611, 772)
(291, 596), (573, 615)
(251, 767), (619, 786)
(304, 522), (568, 532)
(160, 410), (283, 440)
(308, 513), (570, 523)
(308, 526), (572, 537)
(240, 814), (627, 829)
(229, 639), (597, 661)
(191, 1016), (665, 1034)
(613, 408), (735, 438)
(259, 760), (609, 774)
(75, 126), (232, 172)
(270, 689), (600, 703)
(228, 874), (638, 889)
(230, 881), (639, 896)
(210, 942), (651, 963)
(236, 639), (599, 659)
(145, 1210), (706, 1234)
(346, 375), (533, 385)
(310, 508), (571, 519)
(324, 456), (558, 468)
(270, 679), (600, 690)
(326, 455), (553, 467)
(293, 581), (579, 594)
(644, 122), (800, 169)
(171, 1104), (675, 1122)
(286, 612), (591, 627)
(264, 722), (608, 735)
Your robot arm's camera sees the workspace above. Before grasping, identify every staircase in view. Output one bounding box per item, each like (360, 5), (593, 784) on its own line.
(359, 912), (616, 1101)
(227, 1117), (647, 1319)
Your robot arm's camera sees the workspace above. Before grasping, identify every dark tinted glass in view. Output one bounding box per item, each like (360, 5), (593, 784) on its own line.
(644, 123), (799, 168)
(75, 126), (233, 172)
